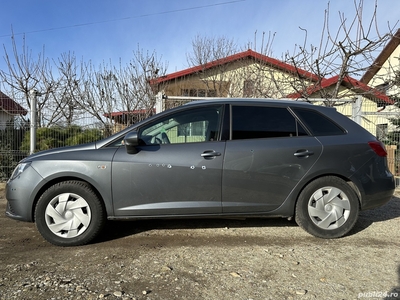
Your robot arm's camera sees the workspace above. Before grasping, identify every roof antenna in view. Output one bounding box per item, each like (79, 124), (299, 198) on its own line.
(254, 30), (257, 51)
(261, 31), (265, 54)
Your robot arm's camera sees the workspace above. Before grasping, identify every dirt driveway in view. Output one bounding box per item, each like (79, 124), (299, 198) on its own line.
(0, 183), (399, 300)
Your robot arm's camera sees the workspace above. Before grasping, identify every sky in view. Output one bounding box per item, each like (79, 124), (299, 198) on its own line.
(0, 0), (399, 76)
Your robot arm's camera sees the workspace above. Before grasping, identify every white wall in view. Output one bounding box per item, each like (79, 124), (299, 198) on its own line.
(0, 111), (13, 130)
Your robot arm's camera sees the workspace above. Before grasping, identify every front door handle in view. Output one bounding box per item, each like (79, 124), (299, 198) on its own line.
(201, 150), (221, 158)
(294, 150), (314, 158)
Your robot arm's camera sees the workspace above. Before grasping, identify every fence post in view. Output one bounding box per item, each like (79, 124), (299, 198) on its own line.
(155, 92), (164, 114)
(352, 95), (362, 125)
(29, 90), (39, 155)
(386, 145), (397, 175)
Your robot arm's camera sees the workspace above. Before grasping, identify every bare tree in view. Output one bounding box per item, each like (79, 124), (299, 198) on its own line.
(113, 47), (167, 123)
(0, 33), (49, 115)
(83, 61), (118, 130)
(70, 47), (167, 133)
(183, 1), (398, 104)
(185, 35), (239, 97)
(1, 32), (167, 135)
(185, 32), (316, 99)
(285, 0), (398, 104)
(49, 52), (86, 126)
(187, 35), (238, 66)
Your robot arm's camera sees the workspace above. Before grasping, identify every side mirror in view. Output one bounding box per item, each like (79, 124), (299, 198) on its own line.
(124, 131), (139, 154)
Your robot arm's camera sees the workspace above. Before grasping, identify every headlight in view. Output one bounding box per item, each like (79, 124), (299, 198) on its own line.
(8, 162), (31, 181)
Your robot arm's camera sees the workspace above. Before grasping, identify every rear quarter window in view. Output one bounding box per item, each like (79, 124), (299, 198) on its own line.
(292, 108), (346, 136)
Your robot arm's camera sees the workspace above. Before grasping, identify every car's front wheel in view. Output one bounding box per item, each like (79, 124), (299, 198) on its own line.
(295, 176), (359, 239)
(35, 181), (105, 246)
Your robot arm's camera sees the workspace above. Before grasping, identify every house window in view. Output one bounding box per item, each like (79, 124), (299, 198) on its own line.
(243, 80), (255, 97)
(376, 124), (388, 140)
(207, 90), (217, 97)
(181, 89), (217, 97)
(178, 121), (206, 137)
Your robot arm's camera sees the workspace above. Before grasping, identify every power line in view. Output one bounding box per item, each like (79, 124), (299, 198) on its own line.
(0, 0), (246, 38)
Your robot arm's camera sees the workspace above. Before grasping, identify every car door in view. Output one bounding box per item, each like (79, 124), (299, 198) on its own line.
(222, 105), (323, 213)
(111, 105), (225, 216)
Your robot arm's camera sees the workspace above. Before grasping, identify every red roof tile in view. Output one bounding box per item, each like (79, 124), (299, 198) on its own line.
(287, 75), (394, 105)
(151, 49), (319, 84)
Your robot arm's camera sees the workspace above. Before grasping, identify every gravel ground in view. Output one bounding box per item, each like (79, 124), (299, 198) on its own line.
(0, 182), (399, 300)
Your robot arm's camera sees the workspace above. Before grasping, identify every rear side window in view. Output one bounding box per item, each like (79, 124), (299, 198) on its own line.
(292, 108), (345, 136)
(231, 106), (308, 140)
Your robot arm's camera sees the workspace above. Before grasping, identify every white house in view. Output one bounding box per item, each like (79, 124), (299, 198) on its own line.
(0, 91), (28, 130)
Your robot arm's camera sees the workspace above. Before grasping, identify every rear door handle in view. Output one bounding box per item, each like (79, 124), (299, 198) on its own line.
(294, 150), (314, 158)
(201, 150), (221, 158)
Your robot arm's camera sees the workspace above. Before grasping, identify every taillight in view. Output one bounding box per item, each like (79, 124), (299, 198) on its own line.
(368, 141), (387, 157)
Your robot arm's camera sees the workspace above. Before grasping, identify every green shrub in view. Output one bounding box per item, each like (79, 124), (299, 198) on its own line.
(20, 126), (105, 152)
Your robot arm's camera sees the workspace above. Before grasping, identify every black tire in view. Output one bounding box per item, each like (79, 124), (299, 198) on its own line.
(295, 176), (359, 239)
(35, 181), (106, 246)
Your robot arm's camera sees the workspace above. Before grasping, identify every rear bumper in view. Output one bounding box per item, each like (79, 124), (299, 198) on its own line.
(349, 153), (396, 211)
(359, 175), (395, 210)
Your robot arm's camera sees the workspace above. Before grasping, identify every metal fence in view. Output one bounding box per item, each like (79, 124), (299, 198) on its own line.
(0, 113), (114, 181)
(1, 96), (400, 182)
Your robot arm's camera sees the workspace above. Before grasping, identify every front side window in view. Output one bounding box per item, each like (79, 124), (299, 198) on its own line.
(139, 105), (223, 145)
(231, 105), (308, 140)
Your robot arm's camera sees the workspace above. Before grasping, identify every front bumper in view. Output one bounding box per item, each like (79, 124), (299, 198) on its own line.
(5, 166), (45, 222)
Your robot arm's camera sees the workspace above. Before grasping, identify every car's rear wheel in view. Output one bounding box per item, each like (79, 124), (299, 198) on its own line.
(35, 181), (105, 246)
(295, 176), (359, 239)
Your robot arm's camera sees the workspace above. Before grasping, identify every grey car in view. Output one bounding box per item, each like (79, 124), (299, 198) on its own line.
(6, 99), (395, 246)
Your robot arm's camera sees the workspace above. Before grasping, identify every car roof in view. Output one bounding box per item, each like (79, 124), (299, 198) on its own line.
(97, 98), (337, 148)
(183, 98), (313, 107)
